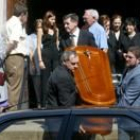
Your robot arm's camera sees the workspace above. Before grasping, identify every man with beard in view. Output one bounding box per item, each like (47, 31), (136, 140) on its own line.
(116, 46), (140, 140)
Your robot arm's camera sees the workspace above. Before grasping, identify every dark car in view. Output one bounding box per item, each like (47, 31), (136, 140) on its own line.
(0, 106), (140, 140)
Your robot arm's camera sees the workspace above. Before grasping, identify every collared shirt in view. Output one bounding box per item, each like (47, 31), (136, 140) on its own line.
(115, 30), (120, 40)
(4, 16), (27, 56)
(89, 22), (108, 49)
(70, 27), (80, 46)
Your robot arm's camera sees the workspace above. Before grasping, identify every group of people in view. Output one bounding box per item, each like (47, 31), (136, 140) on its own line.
(0, 3), (100, 110)
(0, 2), (140, 140)
(99, 14), (140, 74)
(27, 9), (108, 108)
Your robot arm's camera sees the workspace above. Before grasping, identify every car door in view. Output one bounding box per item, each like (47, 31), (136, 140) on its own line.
(0, 107), (140, 140)
(0, 109), (72, 140)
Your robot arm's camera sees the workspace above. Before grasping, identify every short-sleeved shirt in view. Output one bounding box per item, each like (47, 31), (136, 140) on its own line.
(4, 16), (27, 55)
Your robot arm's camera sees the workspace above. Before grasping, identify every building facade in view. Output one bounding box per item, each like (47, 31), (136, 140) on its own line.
(0, 0), (27, 32)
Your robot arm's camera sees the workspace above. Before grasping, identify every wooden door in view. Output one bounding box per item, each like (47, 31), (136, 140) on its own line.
(7, 0), (27, 19)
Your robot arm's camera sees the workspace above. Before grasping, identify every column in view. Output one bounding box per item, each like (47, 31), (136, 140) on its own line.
(0, 0), (7, 32)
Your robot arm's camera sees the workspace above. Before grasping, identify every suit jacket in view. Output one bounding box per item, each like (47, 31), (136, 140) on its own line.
(117, 65), (140, 130)
(120, 33), (140, 53)
(46, 65), (78, 107)
(117, 64), (140, 107)
(59, 30), (97, 51)
(107, 31), (118, 64)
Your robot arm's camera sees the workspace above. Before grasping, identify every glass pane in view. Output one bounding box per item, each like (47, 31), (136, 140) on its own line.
(72, 116), (140, 140)
(0, 117), (62, 140)
(117, 116), (140, 140)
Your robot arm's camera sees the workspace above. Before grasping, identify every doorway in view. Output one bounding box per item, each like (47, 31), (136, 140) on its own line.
(27, 0), (139, 34)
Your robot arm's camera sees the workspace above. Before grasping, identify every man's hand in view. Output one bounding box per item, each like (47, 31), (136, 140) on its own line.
(6, 41), (17, 55)
(0, 107), (5, 113)
(79, 125), (86, 134)
(39, 61), (46, 69)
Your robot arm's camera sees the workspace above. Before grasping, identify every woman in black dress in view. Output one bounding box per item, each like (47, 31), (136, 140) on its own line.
(37, 11), (60, 107)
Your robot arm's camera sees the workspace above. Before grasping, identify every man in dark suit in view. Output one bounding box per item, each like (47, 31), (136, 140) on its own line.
(46, 51), (79, 107)
(59, 13), (97, 51)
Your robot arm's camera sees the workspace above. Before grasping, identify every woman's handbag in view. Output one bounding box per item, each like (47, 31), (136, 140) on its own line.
(0, 71), (6, 86)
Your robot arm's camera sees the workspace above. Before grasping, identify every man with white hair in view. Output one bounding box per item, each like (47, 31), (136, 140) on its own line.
(83, 9), (108, 52)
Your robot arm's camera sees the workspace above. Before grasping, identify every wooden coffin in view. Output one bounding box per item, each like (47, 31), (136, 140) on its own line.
(66, 46), (116, 135)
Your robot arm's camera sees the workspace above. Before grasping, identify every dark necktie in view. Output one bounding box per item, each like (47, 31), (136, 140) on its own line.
(70, 34), (75, 46)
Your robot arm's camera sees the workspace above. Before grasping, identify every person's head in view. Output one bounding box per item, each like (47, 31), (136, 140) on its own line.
(13, 3), (28, 25)
(61, 51), (79, 72)
(17, 0), (26, 4)
(124, 17), (137, 35)
(33, 19), (43, 33)
(43, 10), (57, 33)
(111, 14), (122, 32)
(36, 19), (43, 28)
(83, 9), (99, 26)
(125, 46), (140, 68)
(99, 14), (110, 32)
(63, 13), (79, 34)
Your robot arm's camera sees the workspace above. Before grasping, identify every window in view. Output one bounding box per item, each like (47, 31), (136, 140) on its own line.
(71, 115), (140, 140)
(0, 117), (63, 140)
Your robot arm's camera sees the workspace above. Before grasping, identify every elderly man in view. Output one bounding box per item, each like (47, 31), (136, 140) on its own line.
(83, 9), (108, 52)
(59, 13), (97, 51)
(46, 51), (79, 107)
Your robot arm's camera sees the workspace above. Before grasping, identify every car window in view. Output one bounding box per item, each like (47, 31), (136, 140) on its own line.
(0, 116), (63, 140)
(71, 116), (140, 140)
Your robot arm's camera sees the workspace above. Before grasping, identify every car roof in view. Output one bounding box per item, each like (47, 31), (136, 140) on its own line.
(0, 106), (140, 120)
